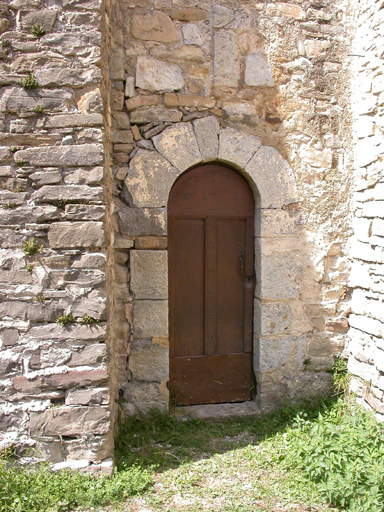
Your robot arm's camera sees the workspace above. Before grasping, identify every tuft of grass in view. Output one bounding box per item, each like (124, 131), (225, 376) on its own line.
(331, 354), (350, 396)
(1, 202), (17, 209)
(26, 263), (34, 273)
(35, 294), (45, 302)
(30, 24), (46, 38)
(16, 160), (26, 167)
(33, 103), (44, 114)
(55, 313), (75, 326)
(79, 314), (96, 325)
(22, 237), (43, 255)
(0, 462), (151, 512)
(1, 40), (11, 48)
(19, 73), (38, 90)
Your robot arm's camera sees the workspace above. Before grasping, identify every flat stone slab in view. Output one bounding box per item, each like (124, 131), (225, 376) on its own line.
(173, 401), (260, 420)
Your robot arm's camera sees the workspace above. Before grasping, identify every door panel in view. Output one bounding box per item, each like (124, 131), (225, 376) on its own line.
(168, 164), (255, 405)
(170, 218), (205, 358)
(216, 219), (246, 355)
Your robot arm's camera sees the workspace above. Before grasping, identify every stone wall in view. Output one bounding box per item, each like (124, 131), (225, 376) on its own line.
(347, 0), (384, 420)
(0, 0), (113, 472)
(108, 0), (352, 416)
(0, 0), (369, 469)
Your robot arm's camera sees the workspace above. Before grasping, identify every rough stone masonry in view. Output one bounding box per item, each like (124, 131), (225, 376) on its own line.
(0, 0), (383, 471)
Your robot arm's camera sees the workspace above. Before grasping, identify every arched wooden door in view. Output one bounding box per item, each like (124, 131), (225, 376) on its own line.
(168, 164), (255, 405)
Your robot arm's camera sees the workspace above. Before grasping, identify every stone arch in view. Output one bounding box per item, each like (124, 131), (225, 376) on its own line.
(122, 117), (303, 414)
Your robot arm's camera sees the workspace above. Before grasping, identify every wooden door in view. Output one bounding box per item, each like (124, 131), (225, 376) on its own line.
(168, 164), (255, 405)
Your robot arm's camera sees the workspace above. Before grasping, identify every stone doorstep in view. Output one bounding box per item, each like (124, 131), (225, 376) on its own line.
(172, 401), (260, 420)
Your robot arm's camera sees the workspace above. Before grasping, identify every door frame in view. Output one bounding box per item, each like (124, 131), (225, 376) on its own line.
(125, 118), (301, 415)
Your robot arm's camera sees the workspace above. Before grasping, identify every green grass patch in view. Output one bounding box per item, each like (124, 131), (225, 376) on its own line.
(0, 462), (151, 512)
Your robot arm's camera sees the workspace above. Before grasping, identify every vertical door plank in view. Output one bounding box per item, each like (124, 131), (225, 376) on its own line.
(170, 218), (205, 358)
(204, 216), (217, 356)
(216, 218), (246, 354)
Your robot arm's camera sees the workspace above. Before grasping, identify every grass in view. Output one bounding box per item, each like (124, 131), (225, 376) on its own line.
(0, 463), (151, 512)
(22, 237), (43, 255)
(55, 313), (75, 326)
(1, 387), (383, 511)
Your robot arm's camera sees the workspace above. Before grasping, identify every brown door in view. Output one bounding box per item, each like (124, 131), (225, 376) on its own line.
(168, 164), (255, 405)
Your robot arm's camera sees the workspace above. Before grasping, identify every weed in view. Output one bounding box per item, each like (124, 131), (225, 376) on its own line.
(10, 147), (19, 153)
(26, 263), (34, 273)
(31, 24), (46, 38)
(0, 463), (151, 512)
(16, 160), (26, 167)
(303, 358), (311, 370)
(1, 202), (17, 209)
(0, 443), (17, 461)
(22, 237), (43, 256)
(49, 199), (68, 209)
(55, 313), (75, 326)
(35, 294), (45, 302)
(19, 73), (38, 90)
(33, 103), (44, 114)
(331, 354), (350, 396)
(79, 314), (96, 325)
(1, 40), (10, 48)
(282, 399), (384, 511)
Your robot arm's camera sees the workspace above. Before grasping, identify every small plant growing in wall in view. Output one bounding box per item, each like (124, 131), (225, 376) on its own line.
(1, 202), (17, 209)
(22, 237), (43, 256)
(55, 313), (75, 326)
(302, 358), (311, 372)
(30, 24), (46, 38)
(1, 40), (11, 48)
(19, 73), (38, 90)
(79, 314), (97, 325)
(331, 355), (350, 396)
(35, 294), (45, 302)
(25, 263), (34, 273)
(33, 104), (44, 114)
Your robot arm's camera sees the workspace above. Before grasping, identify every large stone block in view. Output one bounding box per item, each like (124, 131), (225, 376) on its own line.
(23, 323), (106, 342)
(131, 250), (168, 300)
(193, 116), (219, 161)
(254, 300), (292, 336)
(136, 57), (184, 93)
(66, 387), (109, 406)
(133, 300), (168, 338)
(255, 335), (306, 371)
(118, 206), (166, 236)
(182, 23), (204, 46)
(245, 146), (298, 208)
(213, 30), (240, 87)
(0, 87), (72, 113)
(129, 339), (169, 381)
(255, 251), (302, 299)
(33, 185), (103, 203)
(37, 114), (103, 129)
(0, 205), (60, 225)
(218, 127), (261, 169)
(131, 11), (178, 43)
(123, 381), (168, 414)
(125, 150), (180, 207)
(69, 344), (107, 367)
(266, 3), (306, 20)
(153, 123), (202, 172)
(30, 407), (110, 437)
(48, 222), (105, 249)
(35, 67), (101, 88)
(245, 53), (274, 87)
(19, 9), (57, 31)
(14, 144), (103, 167)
